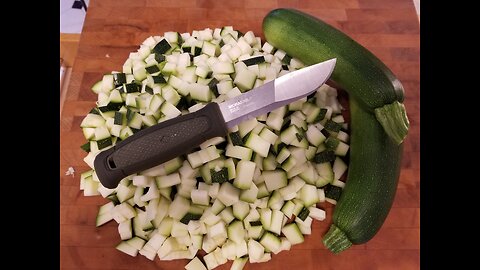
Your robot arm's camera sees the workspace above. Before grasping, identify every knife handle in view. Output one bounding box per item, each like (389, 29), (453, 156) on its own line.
(94, 103), (228, 189)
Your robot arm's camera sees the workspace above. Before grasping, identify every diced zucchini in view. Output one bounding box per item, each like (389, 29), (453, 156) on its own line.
(225, 144), (253, 160)
(305, 125), (326, 146)
(333, 157), (348, 180)
(212, 61), (234, 74)
(231, 257), (248, 270)
(201, 209), (221, 227)
(297, 207), (310, 221)
(157, 217), (174, 236)
(238, 118), (258, 137)
(266, 109), (285, 131)
(281, 223), (304, 245)
(216, 80), (234, 95)
(295, 216), (313, 235)
(298, 162), (318, 185)
(191, 234), (203, 250)
(211, 167), (228, 184)
(116, 184), (135, 203)
(227, 220), (245, 244)
(234, 69), (257, 92)
(267, 190), (284, 209)
(118, 220), (133, 240)
(126, 236), (146, 250)
(168, 195), (191, 220)
(212, 247), (227, 266)
(268, 210), (284, 235)
(153, 38), (172, 54)
(239, 182), (259, 203)
(262, 170), (288, 192)
(244, 133), (270, 157)
(209, 221), (228, 241)
(233, 160), (256, 190)
(276, 147), (290, 164)
(314, 162), (334, 187)
(259, 232), (281, 254)
(209, 182), (221, 200)
(96, 207), (114, 227)
(156, 173), (181, 188)
(232, 201), (250, 220)
(77, 26), (351, 264)
(202, 252), (218, 270)
(234, 239), (248, 258)
(190, 189), (210, 206)
(116, 241), (139, 257)
(189, 83), (212, 102)
(185, 256), (207, 270)
(248, 239), (265, 261)
(171, 220), (190, 237)
(279, 237), (292, 253)
(324, 184), (343, 202)
(281, 156), (297, 172)
(219, 206), (235, 224)
(259, 208), (272, 231)
(80, 114), (105, 128)
(280, 125), (299, 145)
(247, 224), (264, 240)
(308, 206), (326, 221)
(216, 182), (240, 206)
(281, 200), (295, 218)
(256, 183), (270, 199)
(299, 184), (320, 207)
(262, 154), (276, 171)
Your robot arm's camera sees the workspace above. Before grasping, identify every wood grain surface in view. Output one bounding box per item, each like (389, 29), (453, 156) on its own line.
(60, 0), (420, 269)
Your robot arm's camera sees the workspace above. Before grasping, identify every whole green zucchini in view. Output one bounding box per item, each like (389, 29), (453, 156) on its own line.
(322, 98), (403, 253)
(263, 8), (409, 144)
(262, 8), (405, 253)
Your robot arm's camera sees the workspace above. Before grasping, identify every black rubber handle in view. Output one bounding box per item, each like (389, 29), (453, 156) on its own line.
(94, 103), (228, 188)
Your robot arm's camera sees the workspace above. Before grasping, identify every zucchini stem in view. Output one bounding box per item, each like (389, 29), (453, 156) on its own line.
(322, 224), (353, 254)
(374, 101), (409, 144)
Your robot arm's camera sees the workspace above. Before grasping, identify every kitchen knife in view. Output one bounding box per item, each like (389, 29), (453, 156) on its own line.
(94, 58), (336, 188)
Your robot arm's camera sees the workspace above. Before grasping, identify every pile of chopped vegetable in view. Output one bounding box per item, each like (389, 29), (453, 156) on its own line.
(78, 26), (349, 270)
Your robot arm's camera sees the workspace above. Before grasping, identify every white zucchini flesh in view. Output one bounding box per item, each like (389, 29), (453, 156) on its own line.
(233, 160), (256, 190)
(185, 256), (207, 270)
(79, 26), (350, 270)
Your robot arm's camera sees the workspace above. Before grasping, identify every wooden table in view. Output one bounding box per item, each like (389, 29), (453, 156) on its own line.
(60, 0), (420, 269)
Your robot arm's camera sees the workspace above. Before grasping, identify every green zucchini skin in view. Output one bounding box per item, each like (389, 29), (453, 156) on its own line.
(263, 8), (409, 144)
(263, 7), (405, 254)
(323, 98), (403, 253)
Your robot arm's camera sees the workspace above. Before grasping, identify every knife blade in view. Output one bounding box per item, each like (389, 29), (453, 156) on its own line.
(94, 58), (336, 188)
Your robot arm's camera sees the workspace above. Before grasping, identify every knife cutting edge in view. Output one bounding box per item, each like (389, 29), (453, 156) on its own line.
(94, 58), (336, 188)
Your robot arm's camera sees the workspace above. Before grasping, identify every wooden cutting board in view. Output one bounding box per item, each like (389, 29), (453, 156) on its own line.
(60, 0), (420, 269)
